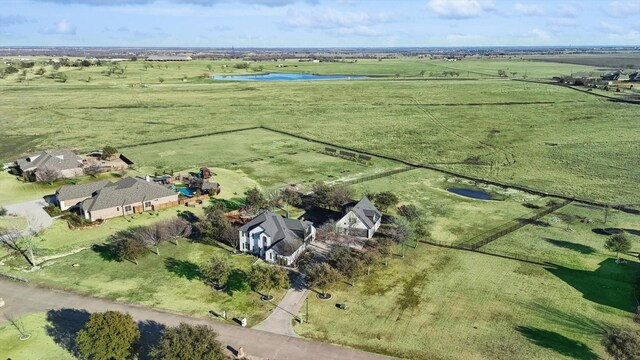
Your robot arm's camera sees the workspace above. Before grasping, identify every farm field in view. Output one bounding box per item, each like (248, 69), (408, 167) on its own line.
(0, 242), (284, 327)
(294, 243), (638, 360)
(1, 59), (638, 204)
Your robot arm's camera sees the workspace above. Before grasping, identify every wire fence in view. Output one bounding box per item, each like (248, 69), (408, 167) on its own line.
(0, 272), (29, 283)
(338, 167), (417, 186)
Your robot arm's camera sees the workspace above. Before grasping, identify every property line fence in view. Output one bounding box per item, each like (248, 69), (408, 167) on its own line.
(259, 126), (637, 213)
(0, 273), (29, 283)
(119, 126), (260, 149)
(418, 238), (550, 266)
(461, 200), (573, 250)
(337, 167), (417, 186)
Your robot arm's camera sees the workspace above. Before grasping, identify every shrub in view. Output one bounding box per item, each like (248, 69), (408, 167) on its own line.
(0, 207), (7, 216)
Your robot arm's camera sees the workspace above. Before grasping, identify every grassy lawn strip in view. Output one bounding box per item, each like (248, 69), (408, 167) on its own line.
(0, 313), (75, 360)
(1, 242), (283, 327)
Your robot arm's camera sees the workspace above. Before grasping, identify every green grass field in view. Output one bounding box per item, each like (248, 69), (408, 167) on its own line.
(1, 58), (637, 203)
(0, 313), (75, 360)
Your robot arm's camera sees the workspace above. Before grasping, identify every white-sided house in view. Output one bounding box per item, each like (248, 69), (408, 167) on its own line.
(238, 211), (316, 266)
(336, 197), (382, 239)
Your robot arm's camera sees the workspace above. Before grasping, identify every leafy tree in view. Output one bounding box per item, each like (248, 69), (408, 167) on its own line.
(305, 263), (340, 298)
(604, 233), (631, 261)
(602, 327), (640, 360)
(115, 236), (148, 264)
(311, 181), (331, 208)
(497, 69), (507, 77)
(0, 206), (6, 216)
(151, 323), (225, 360)
(76, 311), (140, 360)
(376, 237), (394, 266)
(317, 220), (338, 242)
(281, 188), (301, 215)
(101, 146), (118, 159)
(397, 204), (422, 222)
(328, 184), (352, 210)
(35, 67), (46, 76)
(197, 203), (237, 249)
(373, 191), (399, 212)
(159, 77), (165, 83)
(200, 255), (231, 289)
(249, 264), (289, 300)
(360, 249), (380, 275)
(243, 187), (266, 212)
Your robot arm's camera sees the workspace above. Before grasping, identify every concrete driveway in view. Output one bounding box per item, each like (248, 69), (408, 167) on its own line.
(253, 275), (309, 336)
(4, 199), (53, 233)
(0, 280), (392, 360)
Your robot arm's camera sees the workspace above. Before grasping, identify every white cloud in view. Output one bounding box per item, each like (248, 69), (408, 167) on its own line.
(606, 1), (640, 18)
(427, 0), (495, 19)
(599, 21), (639, 40)
(522, 28), (551, 42)
(546, 17), (577, 27)
(513, 2), (544, 16)
(285, 8), (398, 36)
(39, 19), (76, 35)
(558, 3), (579, 18)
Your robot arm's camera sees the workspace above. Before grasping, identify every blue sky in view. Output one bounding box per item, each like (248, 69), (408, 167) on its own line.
(1, 0), (639, 47)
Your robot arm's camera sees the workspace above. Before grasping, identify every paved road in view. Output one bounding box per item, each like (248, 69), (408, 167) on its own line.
(253, 275), (309, 336)
(0, 280), (392, 360)
(4, 199), (53, 233)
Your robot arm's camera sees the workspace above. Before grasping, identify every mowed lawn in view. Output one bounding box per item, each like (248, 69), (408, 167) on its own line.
(349, 168), (550, 244)
(1, 242), (284, 327)
(295, 244), (637, 360)
(482, 203), (640, 270)
(0, 313), (76, 360)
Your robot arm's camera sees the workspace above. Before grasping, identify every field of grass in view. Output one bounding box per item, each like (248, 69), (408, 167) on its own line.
(0, 313), (75, 360)
(1, 58), (637, 203)
(0, 241), (284, 327)
(482, 203), (640, 270)
(127, 128), (402, 191)
(349, 168), (549, 244)
(294, 242), (637, 360)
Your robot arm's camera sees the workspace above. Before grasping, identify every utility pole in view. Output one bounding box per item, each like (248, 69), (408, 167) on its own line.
(306, 297), (309, 324)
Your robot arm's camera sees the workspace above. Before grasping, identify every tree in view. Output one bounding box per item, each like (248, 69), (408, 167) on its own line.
(604, 233), (631, 261)
(413, 221), (431, 248)
(497, 69), (507, 77)
(305, 263), (340, 298)
(101, 146), (118, 160)
(76, 311), (140, 360)
(361, 249), (380, 275)
(328, 184), (352, 210)
(391, 217), (413, 258)
(198, 203), (237, 249)
(115, 236), (147, 264)
(376, 237), (394, 266)
(159, 77), (165, 83)
(1, 232), (37, 267)
(281, 188), (301, 216)
(151, 323), (225, 360)
(311, 180), (331, 208)
(206, 64), (213, 71)
(249, 265), (289, 300)
(200, 255), (231, 289)
(0, 206), (7, 216)
(373, 191), (399, 212)
(317, 220), (338, 243)
(602, 327), (640, 360)
(162, 217), (192, 246)
(397, 204), (422, 222)
(243, 187), (266, 212)
(340, 257), (366, 286)
(139, 223), (165, 255)
(35, 167), (61, 183)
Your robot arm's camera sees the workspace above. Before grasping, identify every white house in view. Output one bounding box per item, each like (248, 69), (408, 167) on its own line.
(336, 197), (382, 239)
(238, 211), (316, 266)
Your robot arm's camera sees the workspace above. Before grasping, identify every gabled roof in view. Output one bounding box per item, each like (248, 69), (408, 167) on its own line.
(15, 149), (83, 172)
(56, 180), (112, 201)
(240, 211), (313, 256)
(82, 176), (177, 212)
(343, 197), (381, 229)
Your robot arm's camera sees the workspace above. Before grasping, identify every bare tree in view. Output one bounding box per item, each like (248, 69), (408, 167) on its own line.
(35, 167), (61, 183)
(317, 220), (338, 243)
(162, 218), (192, 246)
(1, 229), (37, 267)
(139, 224), (164, 255)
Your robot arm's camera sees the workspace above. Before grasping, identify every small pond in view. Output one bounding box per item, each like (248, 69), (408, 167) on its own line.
(211, 73), (368, 81)
(447, 187), (493, 200)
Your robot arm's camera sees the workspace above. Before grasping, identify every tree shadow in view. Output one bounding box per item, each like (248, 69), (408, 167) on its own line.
(543, 238), (596, 254)
(592, 228), (640, 236)
(177, 210), (199, 224)
(546, 258), (639, 312)
(524, 304), (607, 335)
(225, 268), (248, 295)
(138, 320), (166, 360)
(91, 243), (119, 262)
(164, 257), (201, 281)
(46, 308), (91, 357)
(516, 326), (598, 360)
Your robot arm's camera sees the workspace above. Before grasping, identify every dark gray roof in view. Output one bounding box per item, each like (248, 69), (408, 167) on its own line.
(82, 176), (177, 212)
(15, 149), (83, 172)
(56, 180), (112, 201)
(345, 197), (381, 229)
(240, 211), (313, 256)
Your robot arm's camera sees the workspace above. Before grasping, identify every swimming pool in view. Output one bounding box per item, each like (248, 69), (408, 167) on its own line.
(211, 73), (368, 81)
(172, 186), (194, 197)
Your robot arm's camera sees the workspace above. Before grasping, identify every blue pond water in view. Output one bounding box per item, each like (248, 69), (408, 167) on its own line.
(173, 186), (194, 197)
(211, 73), (367, 81)
(447, 188), (493, 200)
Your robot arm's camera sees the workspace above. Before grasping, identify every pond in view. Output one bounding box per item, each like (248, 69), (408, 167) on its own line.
(211, 73), (368, 81)
(447, 187), (493, 200)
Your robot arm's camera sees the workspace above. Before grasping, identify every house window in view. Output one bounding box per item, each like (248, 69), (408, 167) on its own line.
(124, 205), (132, 212)
(144, 201), (151, 208)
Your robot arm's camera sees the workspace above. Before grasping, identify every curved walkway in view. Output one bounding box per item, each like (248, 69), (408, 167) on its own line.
(0, 279), (391, 360)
